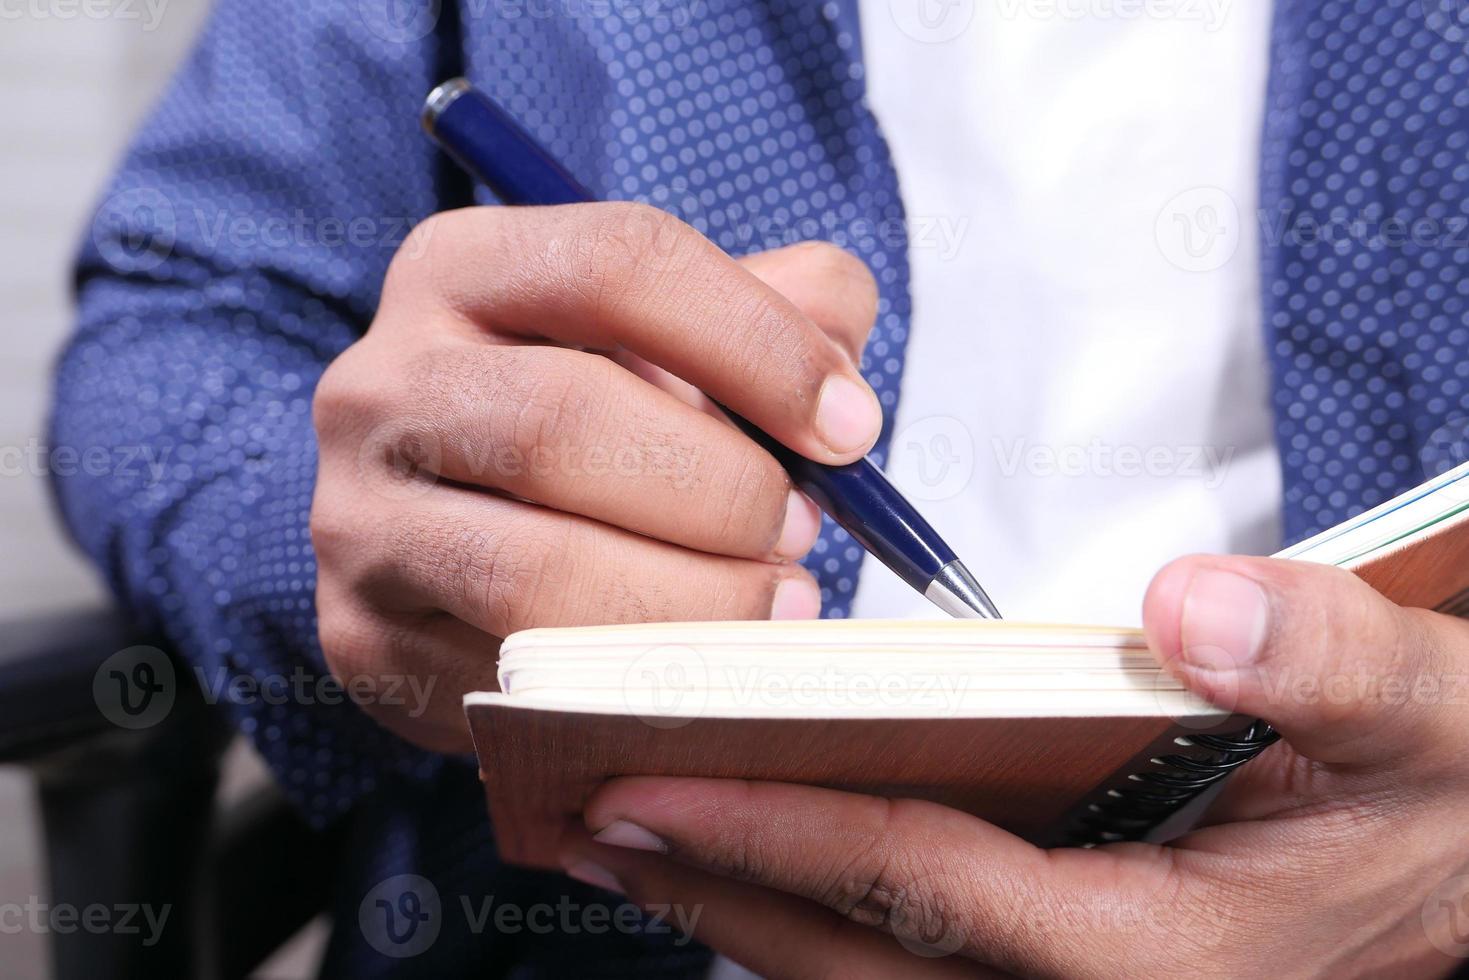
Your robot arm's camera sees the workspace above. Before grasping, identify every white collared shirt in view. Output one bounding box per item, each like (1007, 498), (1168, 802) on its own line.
(851, 0), (1283, 624)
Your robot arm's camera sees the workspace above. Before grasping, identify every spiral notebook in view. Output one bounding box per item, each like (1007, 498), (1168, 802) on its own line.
(465, 460), (1469, 866)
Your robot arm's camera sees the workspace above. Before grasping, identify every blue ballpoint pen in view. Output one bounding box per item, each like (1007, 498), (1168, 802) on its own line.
(421, 78), (1000, 619)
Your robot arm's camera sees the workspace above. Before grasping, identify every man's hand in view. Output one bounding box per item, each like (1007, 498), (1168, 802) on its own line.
(310, 205), (883, 751)
(561, 555), (1469, 978)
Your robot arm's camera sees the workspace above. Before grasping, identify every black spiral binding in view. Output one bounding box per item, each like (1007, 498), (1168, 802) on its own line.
(1063, 719), (1281, 847)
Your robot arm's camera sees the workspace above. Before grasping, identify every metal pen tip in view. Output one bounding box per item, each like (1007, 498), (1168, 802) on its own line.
(924, 560), (1002, 619)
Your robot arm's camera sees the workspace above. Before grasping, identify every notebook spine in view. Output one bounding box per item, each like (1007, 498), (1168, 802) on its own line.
(1062, 719), (1280, 846)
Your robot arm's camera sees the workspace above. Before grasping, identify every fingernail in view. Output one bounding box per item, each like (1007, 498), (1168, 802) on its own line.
(563, 860), (624, 895)
(815, 375), (882, 454)
(594, 819), (668, 853)
(775, 489), (822, 559)
(1180, 569), (1270, 669)
(771, 577), (821, 620)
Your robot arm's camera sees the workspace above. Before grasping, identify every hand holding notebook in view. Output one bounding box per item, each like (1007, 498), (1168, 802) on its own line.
(467, 462), (1469, 975)
(468, 459), (1469, 857)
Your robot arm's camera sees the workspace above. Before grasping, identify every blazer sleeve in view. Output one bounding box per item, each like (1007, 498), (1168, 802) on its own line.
(51, 0), (464, 824)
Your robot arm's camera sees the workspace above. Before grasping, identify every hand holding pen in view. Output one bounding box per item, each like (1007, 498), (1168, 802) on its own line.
(421, 79), (998, 619)
(310, 89), (1001, 751)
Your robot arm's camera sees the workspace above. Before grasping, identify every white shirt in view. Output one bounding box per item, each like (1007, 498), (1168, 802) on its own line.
(851, 0), (1283, 625)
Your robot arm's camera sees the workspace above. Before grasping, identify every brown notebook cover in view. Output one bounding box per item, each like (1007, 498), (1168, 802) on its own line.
(1345, 508), (1469, 614)
(471, 707), (1246, 867)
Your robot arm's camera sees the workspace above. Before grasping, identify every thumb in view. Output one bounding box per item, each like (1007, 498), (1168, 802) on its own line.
(1142, 554), (1469, 769)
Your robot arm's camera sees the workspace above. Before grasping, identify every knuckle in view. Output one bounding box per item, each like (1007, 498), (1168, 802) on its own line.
(1360, 607), (1449, 748)
(819, 800), (939, 933)
(389, 207), (518, 314)
(833, 849), (969, 959)
(686, 560), (775, 622)
(315, 601), (380, 685)
(498, 349), (610, 463)
(700, 828), (772, 886)
(717, 290), (816, 392)
(801, 241), (879, 305)
(724, 565), (788, 621)
(576, 202), (703, 294)
(387, 208), (471, 293)
(827, 845), (903, 928)
(452, 513), (571, 634)
(713, 451), (790, 554)
(608, 200), (691, 258)
(307, 500), (352, 567)
(383, 213), (445, 293)
(316, 606), (460, 751)
(391, 345), (609, 481)
(785, 242), (879, 349)
(740, 289), (800, 356)
(1309, 589), (1424, 734)
(312, 345), (379, 440)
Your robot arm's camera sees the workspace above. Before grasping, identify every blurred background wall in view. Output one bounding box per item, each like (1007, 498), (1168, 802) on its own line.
(2, 0), (210, 614)
(2, 2), (210, 974)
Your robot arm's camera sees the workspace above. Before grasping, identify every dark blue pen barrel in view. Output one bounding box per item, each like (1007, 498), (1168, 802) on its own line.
(425, 81), (594, 206)
(722, 414), (953, 591)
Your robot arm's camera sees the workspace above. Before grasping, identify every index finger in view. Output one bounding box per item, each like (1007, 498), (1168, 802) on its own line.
(579, 776), (1179, 976)
(558, 832), (991, 979)
(392, 204), (884, 463)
